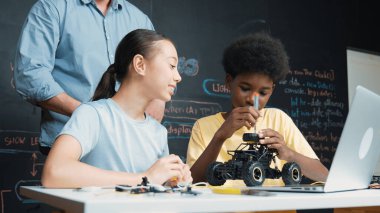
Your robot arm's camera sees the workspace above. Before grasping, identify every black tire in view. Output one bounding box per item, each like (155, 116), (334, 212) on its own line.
(282, 162), (302, 185)
(206, 161), (226, 186)
(242, 162), (265, 186)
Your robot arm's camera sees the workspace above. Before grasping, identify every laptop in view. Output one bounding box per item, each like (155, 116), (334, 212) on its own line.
(251, 85), (380, 193)
(375, 156), (380, 176)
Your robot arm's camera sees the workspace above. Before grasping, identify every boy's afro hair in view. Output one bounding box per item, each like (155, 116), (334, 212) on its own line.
(222, 33), (289, 83)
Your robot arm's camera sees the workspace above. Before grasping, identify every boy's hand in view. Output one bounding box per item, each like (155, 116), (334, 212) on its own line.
(217, 106), (260, 141)
(258, 129), (294, 161)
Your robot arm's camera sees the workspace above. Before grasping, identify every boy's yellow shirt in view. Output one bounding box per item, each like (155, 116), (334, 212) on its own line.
(187, 108), (318, 187)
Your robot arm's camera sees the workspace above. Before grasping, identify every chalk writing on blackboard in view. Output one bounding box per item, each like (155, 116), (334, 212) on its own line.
(9, 61), (15, 89)
(202, 79), (230, 98)
(1, 189), (12, 213)
(0, 130), (44, 185)
(14, 180), (42, 203)
(164, 100), (223, 139)
(0, 130), (39, 153)
(163, 121), (194, 139)
(178, 57), (199, 77)
(276, 68), (345, 165)
(165, 100), (223, 120)
(30, 153), (44, 177)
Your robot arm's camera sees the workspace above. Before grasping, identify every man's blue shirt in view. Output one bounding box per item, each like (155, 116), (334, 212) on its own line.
(14, 0), (154, 146)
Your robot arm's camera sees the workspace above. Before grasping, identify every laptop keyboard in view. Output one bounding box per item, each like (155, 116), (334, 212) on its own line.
(371, 176), (380, 184)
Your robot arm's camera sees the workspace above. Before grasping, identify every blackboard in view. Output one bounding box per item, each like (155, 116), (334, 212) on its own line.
(0, 0), (347, 212)
(1, 0), (48, 212)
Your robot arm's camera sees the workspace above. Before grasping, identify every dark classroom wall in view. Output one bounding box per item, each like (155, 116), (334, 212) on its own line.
(3, 0), (373, 212)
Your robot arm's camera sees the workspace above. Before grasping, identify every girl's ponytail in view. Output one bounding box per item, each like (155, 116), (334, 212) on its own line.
(92, 64), (117, 101)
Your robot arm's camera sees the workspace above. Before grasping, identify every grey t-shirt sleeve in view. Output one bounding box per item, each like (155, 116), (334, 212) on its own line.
(58, 104), (100, 159)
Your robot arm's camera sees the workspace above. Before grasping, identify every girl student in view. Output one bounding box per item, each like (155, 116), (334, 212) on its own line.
(42, 29), (192, 188)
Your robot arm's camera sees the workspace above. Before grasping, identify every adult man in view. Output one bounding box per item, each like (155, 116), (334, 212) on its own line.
(14, 0), (164, 152)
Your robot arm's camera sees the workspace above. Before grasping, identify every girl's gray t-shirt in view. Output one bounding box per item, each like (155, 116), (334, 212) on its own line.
(58, 98), (169, 173)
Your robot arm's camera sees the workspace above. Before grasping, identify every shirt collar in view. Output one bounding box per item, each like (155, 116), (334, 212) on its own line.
(111, 0), (123, 10)
(80, 0), (123, 10)
(80, 0), (92, 4)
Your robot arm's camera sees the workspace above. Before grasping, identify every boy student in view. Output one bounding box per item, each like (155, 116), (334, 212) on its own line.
(187, 33), (328, 186)
(42, 29), (192, 187)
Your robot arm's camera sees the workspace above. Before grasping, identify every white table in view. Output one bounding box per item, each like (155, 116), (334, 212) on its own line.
(20, 186), (380, 213)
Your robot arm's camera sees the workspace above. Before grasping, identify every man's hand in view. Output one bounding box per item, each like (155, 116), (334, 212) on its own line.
(38, 92), (81, 116)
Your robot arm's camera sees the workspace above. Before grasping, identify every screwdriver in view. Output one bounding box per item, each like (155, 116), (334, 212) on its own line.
(253, 92), (259, 133)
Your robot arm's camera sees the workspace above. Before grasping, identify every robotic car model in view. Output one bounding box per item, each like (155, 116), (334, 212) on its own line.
(206, 133), (302, 186)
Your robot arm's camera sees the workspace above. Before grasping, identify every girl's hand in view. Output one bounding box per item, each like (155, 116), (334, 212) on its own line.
(178, 164), (192, 183)
(216, 106), (260, 141)
(145, 154), (186, 185)
(165, 164), (193, 187)
(258, 129), (294, 161)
